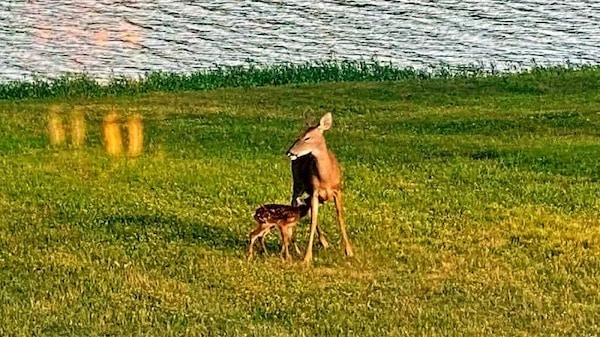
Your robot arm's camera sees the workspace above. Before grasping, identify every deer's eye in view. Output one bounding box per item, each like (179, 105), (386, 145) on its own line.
(303, 137), (311, 142)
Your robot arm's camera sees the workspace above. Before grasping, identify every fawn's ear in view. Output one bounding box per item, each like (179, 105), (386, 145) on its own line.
(318, 113), (332, 131)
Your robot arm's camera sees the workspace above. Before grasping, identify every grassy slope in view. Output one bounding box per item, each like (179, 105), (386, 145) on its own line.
(1, 69), (600, 336)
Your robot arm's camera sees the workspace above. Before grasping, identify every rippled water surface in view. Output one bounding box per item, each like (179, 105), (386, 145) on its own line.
(1, 1), (599, 81)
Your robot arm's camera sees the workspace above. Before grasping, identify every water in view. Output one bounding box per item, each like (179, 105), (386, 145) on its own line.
(1, 1), (599, 82)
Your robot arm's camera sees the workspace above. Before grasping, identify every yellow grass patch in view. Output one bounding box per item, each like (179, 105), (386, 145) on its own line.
(124, 267), (191, 310)
(500, 205), (600, 251)
(392, 178), (419, 191)
(44, 251), (83, 269)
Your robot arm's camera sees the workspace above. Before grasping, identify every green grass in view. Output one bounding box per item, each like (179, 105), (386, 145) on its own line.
(1, 67), (600, 336)
(2, 60), (599, 100)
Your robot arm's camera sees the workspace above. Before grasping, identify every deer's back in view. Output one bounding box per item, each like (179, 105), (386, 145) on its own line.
(254, 204), (308, 224)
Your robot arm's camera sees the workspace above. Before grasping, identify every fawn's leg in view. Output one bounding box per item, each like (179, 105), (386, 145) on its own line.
(303, 193), (320, 264)
(282, 226), (294, 261)
(248, 225), (267, 261)
(248, 234), (257, 261)
(278, 226), (288, 260)
(333, 191), (354, 257)
(259, 226), (272, 254)
(291, 226), (302, 256)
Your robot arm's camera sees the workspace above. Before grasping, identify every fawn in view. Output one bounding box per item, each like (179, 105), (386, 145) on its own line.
(247, 201), (309, 261)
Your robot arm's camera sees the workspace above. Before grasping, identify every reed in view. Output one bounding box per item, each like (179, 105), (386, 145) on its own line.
(1, 60), (598, 100)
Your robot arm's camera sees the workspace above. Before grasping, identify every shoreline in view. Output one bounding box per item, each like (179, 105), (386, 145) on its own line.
(1, 60), (599, 101)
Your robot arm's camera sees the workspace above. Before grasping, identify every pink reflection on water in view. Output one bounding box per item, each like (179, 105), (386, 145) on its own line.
(33, 22), (52, 42)
(23, 1), (146, 73)
(93, 29), (109, 47)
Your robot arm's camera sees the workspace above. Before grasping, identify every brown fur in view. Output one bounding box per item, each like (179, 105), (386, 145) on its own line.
(286, 113), (354, 264)
(247, 204), (309, 261)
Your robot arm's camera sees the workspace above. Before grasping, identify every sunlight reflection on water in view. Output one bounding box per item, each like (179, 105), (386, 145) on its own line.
(1, 1), (599, 81)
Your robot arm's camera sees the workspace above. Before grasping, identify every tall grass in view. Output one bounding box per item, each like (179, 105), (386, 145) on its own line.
(2, 60), (599, 100)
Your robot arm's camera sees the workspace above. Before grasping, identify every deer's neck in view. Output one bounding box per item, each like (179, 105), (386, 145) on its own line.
(312, 145), (336, 182)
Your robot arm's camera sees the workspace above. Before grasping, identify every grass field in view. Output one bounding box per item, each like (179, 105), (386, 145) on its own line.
(1, 67), (600, 336)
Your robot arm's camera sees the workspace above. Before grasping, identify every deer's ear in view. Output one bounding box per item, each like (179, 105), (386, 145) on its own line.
(303, 109), (315, 126)
(318, 113), (332, 131)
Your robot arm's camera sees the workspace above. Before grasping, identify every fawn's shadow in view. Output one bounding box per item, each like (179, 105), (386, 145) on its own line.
(96, 213), (247, 252)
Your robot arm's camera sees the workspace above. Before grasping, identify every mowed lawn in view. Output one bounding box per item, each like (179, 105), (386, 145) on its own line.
(1, 70), (600, 336)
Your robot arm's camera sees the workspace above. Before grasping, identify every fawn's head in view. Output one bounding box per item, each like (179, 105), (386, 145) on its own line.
(286, 113), (332, 161)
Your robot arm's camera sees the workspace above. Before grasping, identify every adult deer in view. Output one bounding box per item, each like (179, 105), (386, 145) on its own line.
(286, 112), (354, 263)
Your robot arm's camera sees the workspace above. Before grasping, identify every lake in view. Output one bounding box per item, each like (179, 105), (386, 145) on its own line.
(1, 0), (599, 82)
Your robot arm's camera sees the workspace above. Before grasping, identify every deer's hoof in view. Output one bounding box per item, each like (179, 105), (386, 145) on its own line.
(302, 253), (313, 265)
(345, 247), (354, 257)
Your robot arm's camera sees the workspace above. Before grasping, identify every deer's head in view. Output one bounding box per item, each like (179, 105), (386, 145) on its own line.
(286, 113), (332, 161)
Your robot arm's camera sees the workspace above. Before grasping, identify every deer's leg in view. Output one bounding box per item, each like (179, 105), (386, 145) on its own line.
(294, 243), (302, 256)
(333, 191), (354, 257)
(316, 224), (330, 249)
(292, 226), (302, 256)
(281, 227), (290, 261)
(277, 226), (285, 259)
(259, 236), (267, 254)
(248, 236), (256, 261)
(303, 194), (320, 264)
(255, 225), (271, 255)
(248, 225), (263, 261)
(281, 226), (292, 262)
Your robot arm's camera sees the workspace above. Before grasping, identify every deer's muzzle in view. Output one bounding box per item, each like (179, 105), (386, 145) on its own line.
(286, 140), (300, 160)
(286, 151), (298, 161)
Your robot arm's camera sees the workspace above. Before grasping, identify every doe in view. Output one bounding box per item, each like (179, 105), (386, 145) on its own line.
(286, 112), (354, 264)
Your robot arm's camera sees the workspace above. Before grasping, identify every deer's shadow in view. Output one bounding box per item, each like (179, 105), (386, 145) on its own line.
(96, 213), (247, 252)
